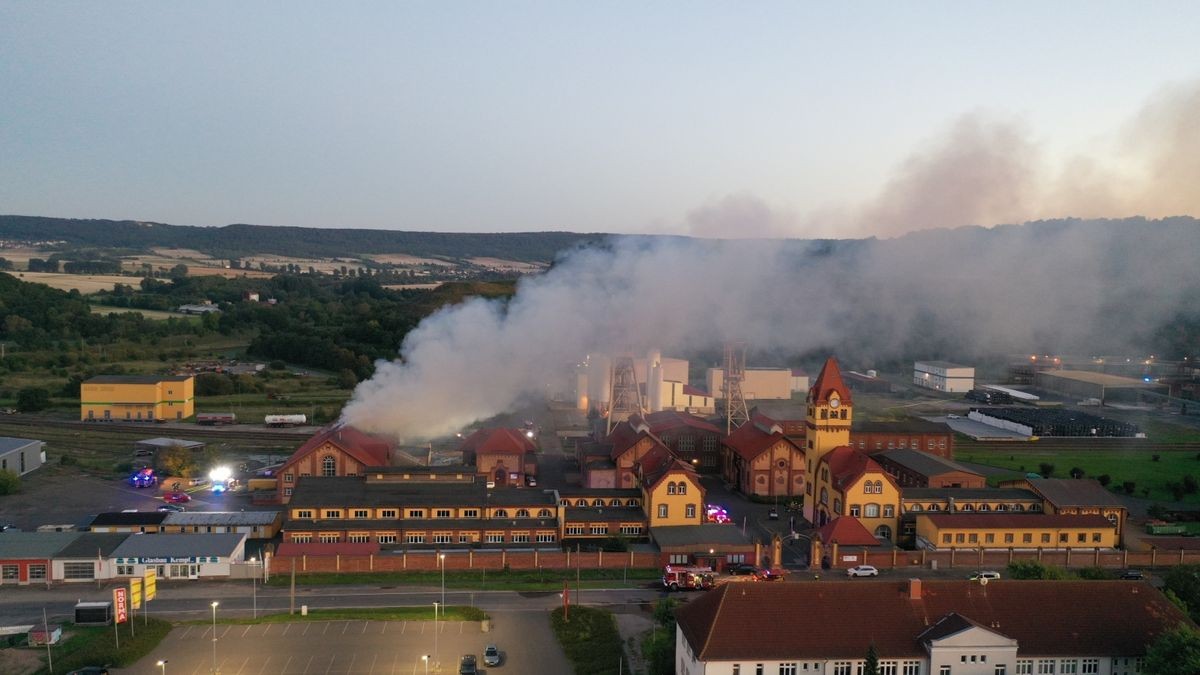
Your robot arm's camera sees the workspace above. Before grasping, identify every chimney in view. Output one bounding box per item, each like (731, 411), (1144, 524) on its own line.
(908, 578), (922, 600)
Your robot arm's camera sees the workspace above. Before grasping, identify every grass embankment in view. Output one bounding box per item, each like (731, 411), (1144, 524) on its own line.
(33, 618), (173, 675)
(962, 446), (1200, 503)
(184, 605), (488, 625)
(551, 606), (628, 675)
(265, 567), (661, 591)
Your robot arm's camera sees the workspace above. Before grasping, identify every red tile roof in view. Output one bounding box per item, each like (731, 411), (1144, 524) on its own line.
(723, 419), (800, 462)
(823, 446), (893, 492)
(815, 516), (881, 547)
(284, 424), (392, 470)
(676, 580), (1191, 661)
(921, 513), (1116, 529)
(457, 428), (536, 456)
(808, 356), (852, 406)
(644, 410), (722, 435)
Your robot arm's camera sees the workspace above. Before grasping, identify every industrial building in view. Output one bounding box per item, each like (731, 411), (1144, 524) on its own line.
(706, 367), (794, 401)
(874, 449), (985, 489)
(80, 374), (195, 422)
(1034, 369), (1168, 404)
(913, 361), (975, 393)
(969, 407), (1141, 437)
(0, 437), (45, 477)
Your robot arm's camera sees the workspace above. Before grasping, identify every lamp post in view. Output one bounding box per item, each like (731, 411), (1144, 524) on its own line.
(210, 601), (219, 673)
(249, 557), (259, 619)
(422, 654), (430, 675)
(157, 659), (168, 675)
(439, 553), (446, 616)
(433, 601), (440, 673)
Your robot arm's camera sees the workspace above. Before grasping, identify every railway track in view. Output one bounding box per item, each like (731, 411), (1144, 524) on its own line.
(958, 437), (1200, 453)
(0, 414), (317, 444)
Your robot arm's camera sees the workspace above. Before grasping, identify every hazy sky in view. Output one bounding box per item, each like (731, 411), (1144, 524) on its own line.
(2, 2), (1198, 237)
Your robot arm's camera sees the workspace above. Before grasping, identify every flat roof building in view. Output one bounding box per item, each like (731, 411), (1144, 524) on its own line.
(0, 437), (45, 477)
(914, 361), (975, 393)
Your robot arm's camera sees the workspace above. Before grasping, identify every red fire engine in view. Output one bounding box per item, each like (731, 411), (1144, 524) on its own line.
(662, 565), (715, 591)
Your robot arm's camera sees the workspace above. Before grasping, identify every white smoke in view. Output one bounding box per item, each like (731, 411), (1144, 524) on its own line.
(342, 218), (1200, 441)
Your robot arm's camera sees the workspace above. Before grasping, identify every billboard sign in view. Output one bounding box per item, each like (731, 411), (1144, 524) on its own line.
(113, 587), (128, 624)
(130, 577), (143, 610)
(143, 568), (157, 601)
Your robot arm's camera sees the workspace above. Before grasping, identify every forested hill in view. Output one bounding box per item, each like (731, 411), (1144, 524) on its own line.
(0, 215), (604, 263)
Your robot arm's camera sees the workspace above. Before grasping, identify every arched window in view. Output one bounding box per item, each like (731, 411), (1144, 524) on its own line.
(667, 482), (677, 495)
(819, 487), (829, 505)
(979, 504), (991, 512)
(626, 499), (639, 507)
(961, 504), (974, 512)
(576, 499), (588, 507)
(833, 498), (842, 514)
(537, 509), (552, 518)
(909, 504), (923, 512)
(610, 499), (621, 507)
(321, 455), (336, 477)
(516, 509), (530, 518)
(865, 503), (880, 518)
(494, 509), (508, 518)
(678, 482), (687, 495)
(875, 480), (884, 493)
(592, 499), (605, 507)
(995, 503), (1008, 511)
(874, 525), (892, 540)
(559, 499), (569, 506)
(1031, 503), (1042, 512)
(1011, 504), (1024, 512)
(929, 504), (941, 512)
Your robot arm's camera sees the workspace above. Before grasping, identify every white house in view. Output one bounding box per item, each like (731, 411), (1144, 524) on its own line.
(914, 361), (975, 393)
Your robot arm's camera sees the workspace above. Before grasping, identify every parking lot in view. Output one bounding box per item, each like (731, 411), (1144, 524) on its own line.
(114, 613), (571, 674)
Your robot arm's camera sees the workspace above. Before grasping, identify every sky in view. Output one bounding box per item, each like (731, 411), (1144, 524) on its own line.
(2, 2), (1198, 238)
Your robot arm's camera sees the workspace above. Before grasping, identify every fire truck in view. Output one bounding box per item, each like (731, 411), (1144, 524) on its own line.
(662, 565), (715, 591)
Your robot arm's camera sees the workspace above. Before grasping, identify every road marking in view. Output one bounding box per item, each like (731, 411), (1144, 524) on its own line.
(282, 656), (294, 674)
(180, 625), (194, 638)
(344, 653), (356, 674)
(400, 621), (406, 634)
(257, 655), (273, 675)
(361, 620), (368, 634)
(263, 623), (272, 636)
(342, 620), (350, 634)
(380, 621), (387, 634)
(324, 654), (336, 674)
(241, 624), (252, 638)
(390, 650), (398, 675)
(367, 654), (376, 675)
(302, 623), (311, 636)
(280, 623), (291, 636)
(459, 621), (463, 634)
(220, 625), (233, 638)
(302, 654), (314, 674)
(235, 656), (250, 674)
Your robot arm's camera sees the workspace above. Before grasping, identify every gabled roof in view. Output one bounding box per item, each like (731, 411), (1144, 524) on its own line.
(0, 532), (83, 558)
(285, 424), (392, 469)
(808, 356), (852, 406)
(1025, 478), (1126, 509)
(676, 580), (1191, 661)
(110, 533), (246, 558)
(644, 410), (722, 435)
(823, 446), (892, 492)
(458, 428), (537, 456)
(919, 612), (1013, 643)
(56, 533), (133, 558)
(637, 445), (678, 486)
(609, 423), (669, 462)
(815, 516), (881, 547)
(723, 418), (800, 462)
(875, 449), (981, 479)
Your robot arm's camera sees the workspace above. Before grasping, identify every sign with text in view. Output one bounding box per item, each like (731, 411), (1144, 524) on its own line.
(143, 568), (157, 601)
(113, 587), (128, 624)
(130, 577), (143, 610)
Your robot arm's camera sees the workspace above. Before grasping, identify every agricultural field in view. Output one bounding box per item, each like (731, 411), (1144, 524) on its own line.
(89, 305), (196, 320)
(10, 271), (134, 293)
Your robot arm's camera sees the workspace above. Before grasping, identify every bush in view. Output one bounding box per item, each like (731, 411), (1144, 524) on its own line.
(1038, 463), (1055, 478)
(1185, 476), (1199, 495)
(1097, 474), (1112, 487)
(1075, 566), (1114, 580)
(16, 387), (50, 412)
(1069, 466), (1085, 479)
(1006, 560), (1070, 580)
(0, 469), (19, 495)
(195, 372), (234, 396)
(59, 454), (77, 466)
(1153, 454), (1162, 462)
(1123, 481), (1137, 495)
(550, 606), (626, 675)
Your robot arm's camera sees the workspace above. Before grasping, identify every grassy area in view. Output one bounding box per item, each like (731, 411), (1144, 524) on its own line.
(33, 618), (173, 675)
(960, 446), (1200, 503)
(265, 568), (661, 591)
(90, 305), (199, 321)
(182, 605), (488, 625)
(550, 606), (627, 675)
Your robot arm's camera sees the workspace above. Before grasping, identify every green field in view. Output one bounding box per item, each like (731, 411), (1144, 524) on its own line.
(90, 305), (198, 321)
(960, 446), (1200, 503)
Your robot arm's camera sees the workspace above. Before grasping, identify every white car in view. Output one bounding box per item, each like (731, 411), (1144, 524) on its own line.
(968, 571), (1001, 581)
(846, 565), (879, 577)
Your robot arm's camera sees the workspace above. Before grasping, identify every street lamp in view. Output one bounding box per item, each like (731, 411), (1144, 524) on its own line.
(422, 654), (430, 675)
(439, 553), (446, 618)
(249, 557), (259, 619)
(433, 601), (440, 673)
(210, 601), (219, 674)
(157, 659), (168, 675)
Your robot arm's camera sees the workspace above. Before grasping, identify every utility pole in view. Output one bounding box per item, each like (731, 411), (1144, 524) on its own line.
(289, 559), (296, 615)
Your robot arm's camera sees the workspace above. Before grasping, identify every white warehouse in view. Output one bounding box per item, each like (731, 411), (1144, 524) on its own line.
(913, 361), (975, 393)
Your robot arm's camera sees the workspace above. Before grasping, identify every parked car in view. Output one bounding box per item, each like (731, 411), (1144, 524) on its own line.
(726, 563), (758, 575)
(1120, 569), (1146, 580)
(459, 654), (477, 675)
(157, 503), (186, 512)
(968, 571), (1001, 581)
(767, 508), (779, 520)
(846, 565), (879, 578)
(483, 644), (502, 667)
(66, 668), (110, 675)
(755, 568), (785, 582)
(163, 492), (191, 504)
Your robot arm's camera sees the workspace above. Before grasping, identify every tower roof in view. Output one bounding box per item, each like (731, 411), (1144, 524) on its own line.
(808, 356), (852, 406)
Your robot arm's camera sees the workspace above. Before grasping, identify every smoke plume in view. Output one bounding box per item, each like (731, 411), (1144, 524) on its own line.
(342, 218), (1200, 441)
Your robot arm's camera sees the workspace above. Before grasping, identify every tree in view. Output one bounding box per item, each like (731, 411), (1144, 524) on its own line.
(155, 445), (196, 479)
(16, 387), (50, 412)
(168, 263), (189, 280)
(1038, 463), (1055, 478)
(1006, 560), (1070, 580)
(600, 535), (629, 552)
(863, 644), (880, 675)
(0, 469), (19, 495)
(1069, 466), (1085, 479)
(1143, 625), (1200, 675)
(1097, 474), (1112, 487)
(336, 369), (358, 389)
(195, 373), (235, 396)
(1163, 565), (1200, 623)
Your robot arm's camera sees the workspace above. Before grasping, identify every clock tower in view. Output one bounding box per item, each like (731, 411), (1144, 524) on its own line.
(804, 357), (852, 521)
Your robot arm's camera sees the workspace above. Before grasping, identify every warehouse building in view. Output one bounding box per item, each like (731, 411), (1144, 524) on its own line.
(913, 361), (975, 393)
(1034, 369), (1168, 404)
(0, 437), (46, 477)
(110, 533), (247, 580)
(706, 367), (794, 401)
(80, 375), (194, 422)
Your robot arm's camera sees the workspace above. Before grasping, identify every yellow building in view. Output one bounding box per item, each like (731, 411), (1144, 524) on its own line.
(81, 375), (194, 422)
(637, 446), (705, 527)
(914, 513), (1118, 550)
(803, 357), (853, 524)
(814, 446), (902, 542)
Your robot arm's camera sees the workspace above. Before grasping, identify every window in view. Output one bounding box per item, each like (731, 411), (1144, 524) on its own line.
(381, 509), (397, 519)
(626, 499), (639, 507)
(834, 498), (842, 514)
(658, 505), (668, 518)
(537, 533), (556, 543)
(610, 499), (622, 507)
(1023, 533), (1033, 544)
(734, 666), (740, 675)
(1005, 533), (1014, 544)
(284, 472), (294, 483)
(433, 533), (452, 544)
(516, 509), (530, 518)
(321, 455), (336, 477)
(1060, 661), (1077, 675)
(1076, 532), (1086, 543)
(669, 554), (689, 564)
(850, 505), (861, 517)
(968, 533), (978, 543)
(1055, 533), (1064, 543)
(874, 525), (892, 540)
(349, 533), (370, 543)
(463, 509), (479, 518)
(985, 533), (995, 544)
(865, 504), (880, 518)
(880, 664), (897, 675)
(28, 565), (46, 581)
(1092, 532), (1102, 542)
(591, 525), (608, 535)
(979, 504), (991, 512)
(679, 482), (688, 494)
(560, 499), (570, 506)
(319, 533), (340, 543)
(883, 504), (895, 517)
(291, 534), (312, 543)
(538, 509), (553, 518)
(353, 509), (369, 519)
(940, 667), (951, 675)
(117, 565), (134, 576)
(686, 504), (696, 518)
(486, 533), (504, 544)
(621, 525), (643, 535)
(296, 510), (314, 519)
(833, 664), (851, 675)
(780, 665), (797, 675)
(956, 533), (965, 543)
(996, 667), (1007, 675)
(459, 534), (472, 543)
(323, 510), (341, 519)
(409, 510), (424, 518)
(284, 487), (294, 497)
(757, 666), (765, 675)
(667, 482), (677, 495)
(903, 663), (921, 675)
(576, 499), (588, 507)
(1080, 659), (1098, 674)
(1037, 660), (1055, 674)
(910, 504), (922, 512)
(406, 534), (425, 544)
(566, 525), (584, 535)
(494, 509), (508, 518)
(1, 565), (18, 580)
(512, 533), (530, 543)
(593, 499), (605, 507)
(378, 534), (397, 544)
(436, 509), (451, 519)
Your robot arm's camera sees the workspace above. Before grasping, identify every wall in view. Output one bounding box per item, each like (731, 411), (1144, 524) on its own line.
(745, 440), (805, 498)
(707, 368), (794, 400)
(267, 548), (661, 575)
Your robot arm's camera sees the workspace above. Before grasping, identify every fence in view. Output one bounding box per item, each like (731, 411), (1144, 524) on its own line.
(266, 548), (661, 577)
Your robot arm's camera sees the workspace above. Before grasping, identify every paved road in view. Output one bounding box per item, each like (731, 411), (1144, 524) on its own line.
(113, 610), (570, 675)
